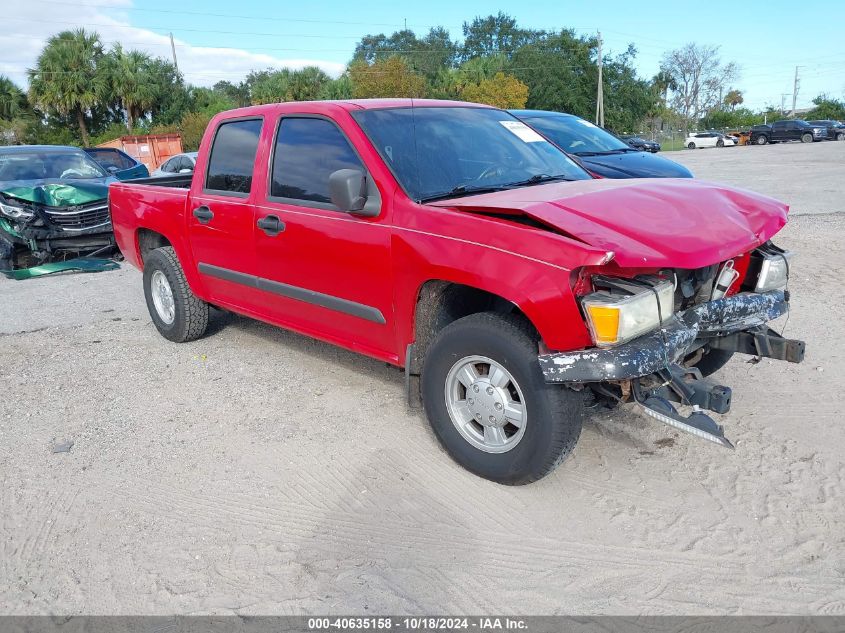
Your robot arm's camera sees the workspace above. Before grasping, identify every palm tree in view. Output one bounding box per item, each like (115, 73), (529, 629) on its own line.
(28, 29), (104, 145)
(651, 70), (676, 104)
(105, 45), (158, 130)
(723, 89), (744, 111)
(0, 75), (29, 120)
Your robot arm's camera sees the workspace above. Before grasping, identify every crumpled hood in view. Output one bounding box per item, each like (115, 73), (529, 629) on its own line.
(580, 152), (692, 179)
(0, 178), (111, 207)
(431, 178), (788, 269)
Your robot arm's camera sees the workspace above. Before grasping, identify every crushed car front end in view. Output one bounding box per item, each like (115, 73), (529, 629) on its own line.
(0, 183), (115, 271)
(540, 243), (805, 447)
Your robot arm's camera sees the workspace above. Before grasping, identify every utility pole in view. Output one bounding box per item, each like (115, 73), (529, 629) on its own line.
(791, 66), (800, 116)
(595, 31), (604, 128)
(780, 93), (790, 116)
(169, 33), (179, 72)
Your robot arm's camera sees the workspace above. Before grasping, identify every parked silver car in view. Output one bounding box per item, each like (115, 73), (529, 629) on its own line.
(151, 152), (198, 177)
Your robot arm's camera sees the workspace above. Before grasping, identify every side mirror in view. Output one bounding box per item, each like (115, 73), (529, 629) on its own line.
(329, 169), (367, 213)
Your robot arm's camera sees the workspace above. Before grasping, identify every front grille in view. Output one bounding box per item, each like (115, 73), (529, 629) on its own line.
(44, 201), (110, 231)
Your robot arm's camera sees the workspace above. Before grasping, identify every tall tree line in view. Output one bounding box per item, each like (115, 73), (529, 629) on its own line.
(2, 14), (840, 148)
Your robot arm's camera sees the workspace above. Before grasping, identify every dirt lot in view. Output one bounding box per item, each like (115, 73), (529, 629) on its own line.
(1, 144), (844, 615)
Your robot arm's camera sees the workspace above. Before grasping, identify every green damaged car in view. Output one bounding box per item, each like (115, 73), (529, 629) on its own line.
(0, 145), (119, 274)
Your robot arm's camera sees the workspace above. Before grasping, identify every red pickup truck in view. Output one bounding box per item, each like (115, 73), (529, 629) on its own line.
(109, 99), (805, 485)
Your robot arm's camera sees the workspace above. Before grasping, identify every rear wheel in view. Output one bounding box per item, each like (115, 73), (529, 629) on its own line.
(756, 135), (768, 145)
(143, 246), (209, 342)
(801, 133), (814, 143)
(687, 142), (696, 149)
(421, 312), (584, 485)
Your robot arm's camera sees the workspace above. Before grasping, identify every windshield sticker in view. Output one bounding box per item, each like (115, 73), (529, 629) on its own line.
(499, 120), (546, 143)
(576, 119), (598, 128)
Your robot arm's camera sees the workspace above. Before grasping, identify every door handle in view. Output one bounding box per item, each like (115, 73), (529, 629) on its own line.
(257, 214), (285, 236)
(192, 206), (214, 224)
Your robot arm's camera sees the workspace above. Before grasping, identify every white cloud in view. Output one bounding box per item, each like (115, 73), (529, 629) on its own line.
(0, 0), (346, 89)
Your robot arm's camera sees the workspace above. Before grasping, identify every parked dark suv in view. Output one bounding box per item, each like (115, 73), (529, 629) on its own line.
(750, 120), (828, 145)
(806, 120), (845, 141)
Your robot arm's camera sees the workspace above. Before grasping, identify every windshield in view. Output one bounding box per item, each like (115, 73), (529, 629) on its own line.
(0, 151), (108, 181)
(520, 115), (631, 155)
(352, 107), (590, 202)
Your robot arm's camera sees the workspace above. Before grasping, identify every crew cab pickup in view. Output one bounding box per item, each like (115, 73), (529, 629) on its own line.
(109, 99), (806, 485)
(750, 120), (828, 144)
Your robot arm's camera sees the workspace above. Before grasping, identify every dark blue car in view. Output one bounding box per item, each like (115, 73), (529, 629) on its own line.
(83, 147), (149, 180)
(510, 110), (692, 179)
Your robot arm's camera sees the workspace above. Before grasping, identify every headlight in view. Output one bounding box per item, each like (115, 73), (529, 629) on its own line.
(0, 200), (34, 220)
(753, 250), (793, 292)
(581, 279), (675, 347)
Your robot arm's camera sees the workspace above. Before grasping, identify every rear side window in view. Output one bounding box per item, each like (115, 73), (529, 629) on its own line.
(271, 117), (363, 205)
(205, 118), (263, 194)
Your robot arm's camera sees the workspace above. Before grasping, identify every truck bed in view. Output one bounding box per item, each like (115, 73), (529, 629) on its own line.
(109, 175), (192, 270)
(120, 174), (193, 188)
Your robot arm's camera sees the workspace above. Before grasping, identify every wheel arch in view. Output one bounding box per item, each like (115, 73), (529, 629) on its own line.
(134, 226), (208, 299)
(405, 279), (539, 376)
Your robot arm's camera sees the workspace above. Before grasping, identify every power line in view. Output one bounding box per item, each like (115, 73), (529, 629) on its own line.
(21, 0), (437, 29)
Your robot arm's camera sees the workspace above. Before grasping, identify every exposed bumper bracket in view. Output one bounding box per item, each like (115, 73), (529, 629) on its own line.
(709, 326), (805, 364)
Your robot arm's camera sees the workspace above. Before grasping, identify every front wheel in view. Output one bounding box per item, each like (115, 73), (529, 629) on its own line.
(836, 132), (844, 141)
(687, 348), (734, 377)
(421, 312), (584, 485)
(801, 133), (814, 143)
(143, 246), (209, 342)
(756, 135), (768, 145)
(716, 139), (724, 147)
(687, 142), (696, 149)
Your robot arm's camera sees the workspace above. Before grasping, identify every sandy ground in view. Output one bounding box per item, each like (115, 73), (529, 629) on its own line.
(1, 146), (844, 615)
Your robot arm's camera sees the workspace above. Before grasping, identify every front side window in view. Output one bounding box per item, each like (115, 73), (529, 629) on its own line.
(205, 118), (263, 194)
(271, 117), (364, 205)
(354, 107), (590, 202)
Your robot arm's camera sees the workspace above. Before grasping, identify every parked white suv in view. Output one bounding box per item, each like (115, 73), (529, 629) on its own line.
(685, 132), (735, 149)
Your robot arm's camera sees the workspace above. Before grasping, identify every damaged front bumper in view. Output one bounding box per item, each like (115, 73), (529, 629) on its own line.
(539, 290), (803, 382)
(0, 200), (116, 272)
(539, 290), (806, 448)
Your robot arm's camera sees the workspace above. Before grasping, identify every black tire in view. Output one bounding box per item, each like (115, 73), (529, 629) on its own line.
(0, 257), (12, 271)
(421, 312), (584, 485)
(143, 246), (209, 342)
(688, 348), (734, 377)
(687, 142), (696, 149)
(716, 139), (724, 148)
(801, 133), (813, 144)
(836, 133), (844, 141)
(756, 135), (768, 145)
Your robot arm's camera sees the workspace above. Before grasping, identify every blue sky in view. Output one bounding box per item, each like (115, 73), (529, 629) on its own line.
(3, 0), (844, 111)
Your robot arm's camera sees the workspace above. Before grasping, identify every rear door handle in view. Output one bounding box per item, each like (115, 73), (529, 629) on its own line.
(257, 214), (285, 236)
(193, 206), (214, 224)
